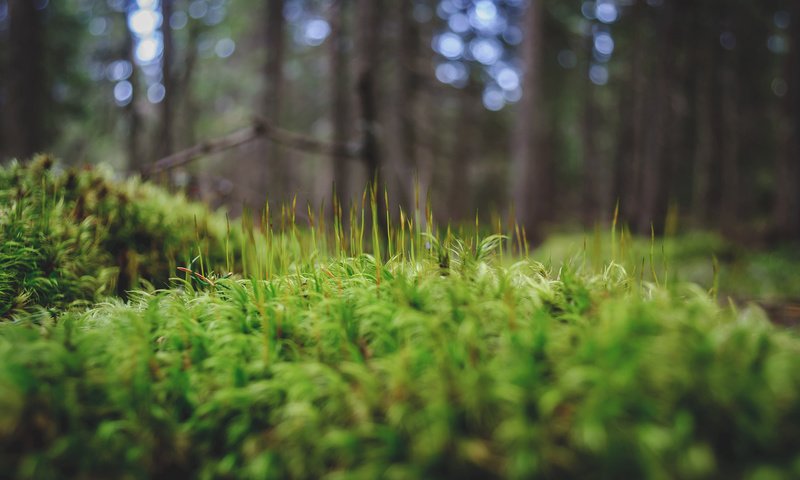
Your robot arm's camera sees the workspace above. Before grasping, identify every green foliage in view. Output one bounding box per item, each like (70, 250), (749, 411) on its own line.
(537, 231), (800, 302)
(1, 165), (799, 478)
(0, 156), (235, 317)
(1, 235), (800, 477)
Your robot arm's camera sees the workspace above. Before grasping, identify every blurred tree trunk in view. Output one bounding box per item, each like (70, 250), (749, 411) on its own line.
(581, 36), (600, 226)
(330, 0), (351, 206)
(449, 84), (479, 221)
(0, 7), (6, 160)
(614, 1), (644, 226)
(691, 22), (715, 225)
(3, 0), (45, 160)
(718, 56), (740, 234)
(635, 3), (675, 234)
(511, 0), (549, 241)
(397, 0), (420, 211)
(774, 1), (800, 240)
(355, 0), (383, 192)
(178, 20), (201, 148)
(123, 6), (141, 173)
(618, 0), (652, 229)
(263, 0), (287, 199)
(158, 0), (175, 159)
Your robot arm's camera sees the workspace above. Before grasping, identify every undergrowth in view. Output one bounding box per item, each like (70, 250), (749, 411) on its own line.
(0, 156), (235, 317)
(1, 158), (799, 479)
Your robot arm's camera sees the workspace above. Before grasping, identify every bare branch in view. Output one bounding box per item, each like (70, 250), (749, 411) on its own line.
(145, 117), (358, 177)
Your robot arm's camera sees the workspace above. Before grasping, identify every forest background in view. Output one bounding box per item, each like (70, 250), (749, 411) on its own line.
(0, 0), (798, 243)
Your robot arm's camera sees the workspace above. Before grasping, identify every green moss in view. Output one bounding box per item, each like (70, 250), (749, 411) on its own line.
(0, 156), (236, 317)
(1, 158), (799, 478)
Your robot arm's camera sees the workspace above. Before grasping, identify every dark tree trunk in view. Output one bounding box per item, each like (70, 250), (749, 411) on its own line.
(158, 0), (175, 159)
(123, 5), (141, 172)
(330, 0), (351, 206)
(635, 2), (676, 234)
(511, 0), (548, 241)
(263, 0), (286, 198)
(774, 1), (800, 241)
(397, 0), (420, 210)
(692, 24), (715, 225)
(718, 58), (740, 234)
(4, 0), (45, 160)
(619, 0), (648, 228)
(0, 8), (6, 160)
(355, 0), (382, 190)
(449, 84), (479, 221)
(178, 20), (201, 149)
(791, 0), (800, 240)
(581, 35), (600, 226)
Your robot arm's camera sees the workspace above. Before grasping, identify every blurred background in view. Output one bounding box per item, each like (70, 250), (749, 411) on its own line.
(0, 0), (798, 242)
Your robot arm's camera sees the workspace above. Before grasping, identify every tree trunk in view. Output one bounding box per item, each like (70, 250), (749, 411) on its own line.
(262, 0), (286, 200)
(635, 2), (675, 234)
(355, 0), (382, 191)
(3, 0), (45, 160)
(178, 20), (201, 149)
(330, 0), (351, 206)
(692, 26), (715, 225)
(123, 6), (141, 172)
(774, 1), (800, 241)
(0, 9), (6, 160)
(397, 0), (419, 211)
(511, 0), (548, 241)
(158, 0), (175, 159)
(718, 60), (740, 234)
(581, 36), (600, 226)
(449, 85), (479, 221)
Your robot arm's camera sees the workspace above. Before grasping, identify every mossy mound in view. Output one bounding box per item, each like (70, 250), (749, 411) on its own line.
(0, 156), (234, 317)
(1, 256), (799, 478)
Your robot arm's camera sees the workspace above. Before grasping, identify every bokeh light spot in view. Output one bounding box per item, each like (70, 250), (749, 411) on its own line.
(772, 78), (788, 97)
(135, 37), (161, 63)
(304, 19), (331, 46)
(496, 68), (520, 91)
(596, 1), (618, 24)
(147, 83), (166, 103)
(89, 17), (107, 36)
(189, 0), (208, 20)
(774, 11), (790, 30)
(482, 87), (505, 111)
(129, 9), (159, 37)
(113, 81), (133, 106)
(594, 32), (615, 56)
(470, 37), (501, 65)
(106, 60), (133, 82)
(170, 11), (188, 30)
(437, 32), (465, 59)
(215, 38), (236, 58)
(589, 64), (609, 85)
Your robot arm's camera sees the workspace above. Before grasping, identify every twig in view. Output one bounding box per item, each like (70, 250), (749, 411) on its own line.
(145, 117), (358, 176)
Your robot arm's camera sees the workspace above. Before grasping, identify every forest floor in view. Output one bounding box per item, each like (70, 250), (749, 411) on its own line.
(536, 232), (800, 327)
(1, 158), (800, 479)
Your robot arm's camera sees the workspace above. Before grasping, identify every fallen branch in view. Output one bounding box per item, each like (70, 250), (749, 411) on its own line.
(145, 117), (358, 176)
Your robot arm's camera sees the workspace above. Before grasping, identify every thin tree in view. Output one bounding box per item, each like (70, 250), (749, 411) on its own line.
(774, 0), (800, 240)
(123, 2), (142, 172)
(158, 0), (175, 159)
(262, 0), (286, 198)
(511, 0), (549, 241)
(329, 0), (351, 206)
(397, 0), (420, 210)
(3, 0), (45, 160)
(355, 0), (383, 196)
